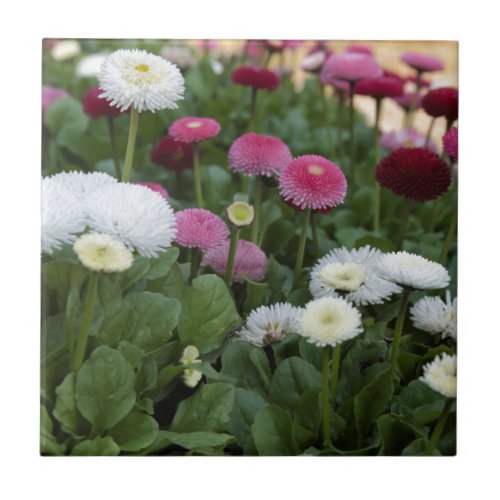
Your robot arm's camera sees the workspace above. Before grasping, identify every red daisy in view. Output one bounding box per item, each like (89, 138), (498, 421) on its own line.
(422, 87), (459, 124)
(150, 136), (194, 171)
(82, 86), (124, 119)
(354, 76), (404, 98)
(231, 65), (280, 91)
(169, 117), (221, 143)
(442, 127), (458, 162)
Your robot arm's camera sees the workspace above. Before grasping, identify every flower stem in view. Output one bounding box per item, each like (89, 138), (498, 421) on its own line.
(337, 94), (345, 165)
(330, 344), (341, 408)
(107, 116), (121, 179)
(251, 176), (262, 243)
(389, 289), (411, 381)
(192, 143), (204, 208)
(318, 79), (334, 158)
(224, 228), (240, 287)
(397, 198), (412, 251)
(425, 398), (453, 455)
(407, 71), (422, 128)
(311, 212), (320, 257)
(322, 346), (331, 447)
(348, 81), (356, 184)
(249, 87), (258, 132)
(424, 117), (436, 148)
(440, 211), (457, 264)
(122, 106), (139, 182)
(72, 273), (99, 372)
(373, 98), (382, 232)
(189, 248), (200, 282)
(292, 207), (311, 289)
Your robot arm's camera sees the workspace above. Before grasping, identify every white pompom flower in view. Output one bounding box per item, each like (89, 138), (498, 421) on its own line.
(76, 53), (108, 78)
(420, 353), (457, 398)
(98, 49), (185, 113)
(73, 232), (133, 273)
(85, 183), (177, 258)
(180, 346), (202, 388)
(238, 303), (302, 347)
(309, 246), (401, 305)
(298, 297), (363, 348)
(375, 251), (450, 290)
(410, 291), (457, 340)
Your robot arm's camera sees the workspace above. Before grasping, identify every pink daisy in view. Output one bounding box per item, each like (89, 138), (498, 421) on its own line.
(346, 43), (374, 56)
(380, 129), (437, 153)
(169, 117), (221, 143)
(228, 133), (293, 177)
(354, 76), (404, 98)
(201, 239), (267, 283)
(320, 52), (382, 83)
(442, 127), (458, 162)
(42, 86), (69, 121)
(401, 52), (444, 73)
(279, 155), (347, 210)
(175, 208), (229, 252)
(393, 92), (423, 111)
(133, 182), (169, 201)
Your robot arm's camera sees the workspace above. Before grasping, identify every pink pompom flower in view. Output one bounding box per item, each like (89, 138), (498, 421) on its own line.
(175, 208), (229, 252)
(442, 127), (458, 162)
(231, 65), (280, 91)
(380, 129), (437, 153)
(169, 117), (221, 143)
(228, 133), (293, 177)
(82, 86), (124, 119)
(202, 239), (267, 283)
(354, 76), (404, 98)
(279, 155), (347, 211)
(401, 52), (444, 73)
(321, 52), (382, 83)
(150, 136), (194, 172)
(42, 86), (69, 120)
(393, 92), (423, 111)
(346, 43), (374, 56)
(133, 182), (169, 201)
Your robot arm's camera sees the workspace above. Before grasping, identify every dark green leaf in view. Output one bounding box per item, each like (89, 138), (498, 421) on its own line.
(109, 411), (159, 452)
(70, 437), (120, 456)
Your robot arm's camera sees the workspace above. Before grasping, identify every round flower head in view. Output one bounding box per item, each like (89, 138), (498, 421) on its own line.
(346, 43), (374, 55)
(375, 147), (451, 202)
(228, 133), (293, 177)
(442, 127), (458, 162)
(375, 251), (450, 290)
(226, 201), (255, 228)
(160, 45), (196, 70)
(175, 208), (229, 251)
(73, 232), (133, 273)
(85, 183), (177, 258)
(231, 65), (280, 91)
(279, 155), (347, 210)
(42, 86), (68, 121)
(420, 354), (457, 398)
(41, 178), (87, 254)
(51, 40), (81, 61)
(98, 49), (185, 113)
(422, 87), (458, 123)
(238, 303), (302, 347)
(309, 246), (401, 305)
(180, 346), (202, 388)
(380, 128), (437, 153)
(82, 86), (124, 119)
(354, 76), (404, 98)
(169, 116), (221, 143)
(410, 291), (457, 340)
(301, 51), (327, 73)
(401, 52), (444, 73)
(201, 239), (267, 283)
(76, 53), (108, 78)
(393, 92), (423, 111)
(133, 182), (169, 200)
(320, 52), (382, 83)
(298, 297), (363, 348)
(150, 135), (194, 171)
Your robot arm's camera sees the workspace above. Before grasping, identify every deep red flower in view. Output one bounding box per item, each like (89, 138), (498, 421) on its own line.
(442, 127), (458, 162)
(150, 136), (194, 171)
(231, 65), (280, 91)
(422, 87), (458, 123)
(133, 182), (169, 200)
(82, 86), (124, 119)
(375, 147), (451, 202)
(406, 74), (431, 88)
(354, 76), (404, 98)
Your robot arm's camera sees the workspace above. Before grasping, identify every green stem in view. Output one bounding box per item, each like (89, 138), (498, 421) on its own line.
(429, 198), (440, 232)
(121, 106), (139, 182)
(389, 289), (411, 381)
(72, 273), (99, 372)
(330, 344), (341, 409)
(397, 198), (412, 251)
(407, 71), (422, 128)
(322, 346), (331, 446)
(425, 398), (453, 455)
(193, 142), (204, 208)
(107, 116), (121, 179)
(249, 87), (258, 132)
(241, 175), (250, 195)
(337, 94), (345, 165)
(439, 211), (457, 264)
(224, 228), (240, 287)
(189, 248), (200, 282)
(348, 81), (356, 184)
(251, 177), (262, 243)
(373, 98), (382, 232)
(292, 208), (311, 289)
(424, 117), (436, 149)
(311, 212), (320, 257)
(318, 79), (334, 158)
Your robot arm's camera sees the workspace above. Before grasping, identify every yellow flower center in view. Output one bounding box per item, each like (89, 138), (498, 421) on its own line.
(186, 121), (203, 129)
(308, 165), (324, 175)
(135, 64), (150, 72)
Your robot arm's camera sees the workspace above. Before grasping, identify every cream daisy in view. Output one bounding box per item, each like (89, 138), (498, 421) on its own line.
(51, 40), (81, 61)
(420, 353), (457, 398)
(73, 232), (133, 273)
(180, 346), (202, 388)
(410, 291), (457, 340)
(238, 303), (302, 347)
(98, 49), (185, 113)
(85, 183), (177, 258)
(298, 297), (363, 348)
(75, 53), (108, 78)
(375, 251), (450, 290)
(309, 246), (401, 305)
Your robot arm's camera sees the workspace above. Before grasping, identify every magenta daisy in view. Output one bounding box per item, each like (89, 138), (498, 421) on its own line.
(228, 133), (293, 177)
(201, 239), (267, 283)
(321, 52), (382, 83)
(279, 155), (347, 211)
(401, 52), (444, 73)
(175, 208), (229, 252)
(442, 127), (458, 162)
(169, 117), (221, 143)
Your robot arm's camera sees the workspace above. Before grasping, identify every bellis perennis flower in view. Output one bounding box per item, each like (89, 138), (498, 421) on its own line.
(380, 129), (437, 153)
(443, 127), (458, 162)
(401, 52), (444, 73)
(231, 65), (280, 91)
(150, 135), (194, 171)
(410, 291), (457, 340)
(420, 353), (457, 399)
(321, 52), (382, 83)
(179, 346), (202, 388)
(169, 117), (221, 143)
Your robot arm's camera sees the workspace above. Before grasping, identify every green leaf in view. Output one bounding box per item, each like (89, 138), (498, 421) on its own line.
(294, 388), (321, 437)
(108, 411), (159, 452)
(298, 337), (323, 371)
(261, 219), (295, 255)
(142, 247), (179, 280)
(251, 405), (300, 456)
(335, 227), (370, 248)
(135, 358), (158, 395)
(155, 431), (235, 450)
(266, 255), (292, 302)
(43, 259), (87, 310)
(377, 414), (424, 456)
(354, 235), (396, 253)
(170, 383), (235, 433)
(242, 278), (270, 315)
(40, 406), (66, 456)
(271, 332), (301, 364)
(45, 98), (89, 135)
(99, 298), (133, 347)
(117, 258), (150, 291)
(117, 341), (145, 368)
(178, 274), (241, 355)
(160, 263), (185, 300)
(268, 357), (322, 411)
(70, 437), (120, 456)
(401, 438), (441, 456)
(75, 346), (136, 433)
(41, 313), (66, 359)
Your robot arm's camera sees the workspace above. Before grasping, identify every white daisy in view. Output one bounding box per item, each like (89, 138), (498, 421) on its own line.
(73, 232), (133, 273)
(375, 251), (450, 290)
(51, 40), (81, 61)
(301, 51), (327, 73)
(410, 291), (457, 340)
(85, 183), (177, 258)
(41, 177), (87, 254)
(298, 297), (363, 348)
(238, 303), (302, 347)
(180, 346), (202, 388)
(159, 45), (196, 70)
(75, 53), (108, 78)
(98, 49), (185, 113)
(420, 353), (457, 398)
(309, 246), (401, 305)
